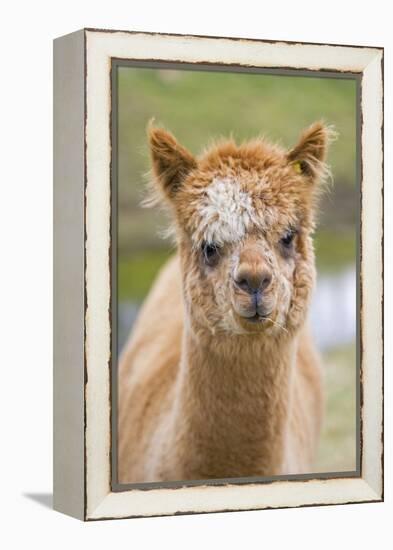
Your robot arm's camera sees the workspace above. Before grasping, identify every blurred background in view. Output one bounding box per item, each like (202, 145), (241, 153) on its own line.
(117, 66), (358, 474)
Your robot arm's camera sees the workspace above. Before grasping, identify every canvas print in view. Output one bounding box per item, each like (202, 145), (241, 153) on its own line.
(115, 66), (358, 485)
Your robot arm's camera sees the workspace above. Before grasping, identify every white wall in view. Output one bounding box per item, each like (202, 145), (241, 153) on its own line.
(1, 1), (391, 548)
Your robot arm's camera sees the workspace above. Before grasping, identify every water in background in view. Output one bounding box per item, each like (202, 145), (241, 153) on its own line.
(310, 267), (356, 350)
(118, 266), (356, 354)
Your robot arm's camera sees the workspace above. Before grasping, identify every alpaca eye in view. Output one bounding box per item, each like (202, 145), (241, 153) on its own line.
(202, 242), (220, 266)
(280, 229), (296, 248)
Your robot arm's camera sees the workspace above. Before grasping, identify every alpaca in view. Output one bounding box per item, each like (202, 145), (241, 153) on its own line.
(118, 122), (331, 483)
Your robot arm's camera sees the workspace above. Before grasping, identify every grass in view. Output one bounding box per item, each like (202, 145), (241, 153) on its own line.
(316, 343), (357, 472)
(118, 67), (357, 198)
(118, 249), (173, 301)
(117, 66), (358, 257)
(314, 230), (356, 272)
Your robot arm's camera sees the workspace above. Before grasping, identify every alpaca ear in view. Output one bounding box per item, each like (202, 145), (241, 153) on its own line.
(288, 122), (334, 183)
(148, 125), (197, 199)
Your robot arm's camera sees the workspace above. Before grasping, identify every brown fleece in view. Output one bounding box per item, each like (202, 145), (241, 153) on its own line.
(118, 122), (331, 482)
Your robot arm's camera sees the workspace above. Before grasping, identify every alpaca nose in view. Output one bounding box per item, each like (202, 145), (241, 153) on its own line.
(234, 268), (272, 294)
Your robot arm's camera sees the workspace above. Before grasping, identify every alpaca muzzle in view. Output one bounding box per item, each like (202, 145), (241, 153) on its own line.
(232, 244), (274, 321)
(232, 288), (272, 320)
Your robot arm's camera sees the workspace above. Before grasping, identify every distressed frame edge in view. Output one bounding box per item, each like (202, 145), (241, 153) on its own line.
(86, 478), (381, 521)
(359, 48), (384, 500)
(84, 26), (384, 53)
(82, 29), (383, 521)
(53, 29), (86, 521)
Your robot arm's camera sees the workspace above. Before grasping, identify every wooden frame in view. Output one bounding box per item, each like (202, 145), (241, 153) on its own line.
(53, 28), (383, 521)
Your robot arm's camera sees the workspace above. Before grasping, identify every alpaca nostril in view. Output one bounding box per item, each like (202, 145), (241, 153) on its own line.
(234, 271), (272, 294)
(235, 278), (252, 293)
(234, 272), (272, 294)
(260, 272), (272, 291)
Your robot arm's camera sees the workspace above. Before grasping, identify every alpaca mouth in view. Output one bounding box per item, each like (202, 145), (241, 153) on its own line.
(236, 306), (272, 323)
(245, 312), (269, 323)
(233, 300), (273, 324)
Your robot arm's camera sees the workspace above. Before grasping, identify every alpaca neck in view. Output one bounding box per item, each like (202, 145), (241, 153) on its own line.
(171, 321), (297, 479)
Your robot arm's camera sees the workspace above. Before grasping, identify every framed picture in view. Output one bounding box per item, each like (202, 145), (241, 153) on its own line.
(53, 28), (384, 521)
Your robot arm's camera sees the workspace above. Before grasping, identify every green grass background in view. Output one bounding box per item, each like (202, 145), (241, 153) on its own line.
(117, 66), (357, 473)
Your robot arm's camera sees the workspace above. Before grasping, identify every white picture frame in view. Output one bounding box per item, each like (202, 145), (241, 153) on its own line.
(53, 28), (383, 521)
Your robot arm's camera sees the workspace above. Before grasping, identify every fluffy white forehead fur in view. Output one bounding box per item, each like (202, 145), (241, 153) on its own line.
(196, 177), (262, 246)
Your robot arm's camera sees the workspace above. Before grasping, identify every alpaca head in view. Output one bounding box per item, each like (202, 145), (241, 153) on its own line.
(148, 122), (333, 336)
